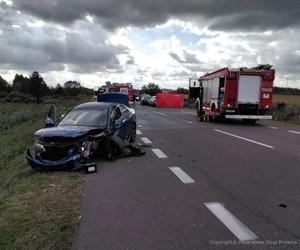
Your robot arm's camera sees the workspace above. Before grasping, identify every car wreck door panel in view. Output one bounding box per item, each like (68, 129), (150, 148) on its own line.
(119, 104), (131, 140)
(112, 105), (127, 140)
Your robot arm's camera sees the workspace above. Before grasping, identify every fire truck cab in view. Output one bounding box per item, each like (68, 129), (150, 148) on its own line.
(196, 65), (275, 122)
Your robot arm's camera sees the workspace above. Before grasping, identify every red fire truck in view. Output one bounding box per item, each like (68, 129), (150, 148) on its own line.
(99, 83), (134, 101)
(195, 65), (275, 123)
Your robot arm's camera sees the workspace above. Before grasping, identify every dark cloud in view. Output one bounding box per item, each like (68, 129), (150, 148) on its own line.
(169, 50), (201, 64)
(0, 8), (126, 73)
(169, 70), (189, 77)
(169, 52), (184, 63)
(126, 56), (135, 65)
(183, 51), (200, 64)
(13, 0), (300, 31)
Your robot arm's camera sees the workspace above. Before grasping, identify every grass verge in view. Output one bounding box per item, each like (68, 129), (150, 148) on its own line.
(0, 96), (93, 249)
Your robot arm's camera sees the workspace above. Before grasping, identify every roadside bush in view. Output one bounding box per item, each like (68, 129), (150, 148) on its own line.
(0, 91), (8, 98)
(6, 91), (27, 103)
(5, 92), (37, 103)
(273, 102), (300, 123)
(184, 97), (196, 108)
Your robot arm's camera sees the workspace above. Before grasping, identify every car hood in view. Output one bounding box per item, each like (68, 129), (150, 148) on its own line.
(35, 126), (105, 139)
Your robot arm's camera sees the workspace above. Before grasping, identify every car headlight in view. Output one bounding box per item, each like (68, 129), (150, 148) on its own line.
(33, 136), (45, 152)
(81, 141), (94, 158)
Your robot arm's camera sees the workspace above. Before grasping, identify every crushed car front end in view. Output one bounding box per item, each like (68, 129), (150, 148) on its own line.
(26, 127), (107, 171)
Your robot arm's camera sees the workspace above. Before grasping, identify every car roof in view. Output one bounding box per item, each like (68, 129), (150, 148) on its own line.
(74, 102), (115, 110)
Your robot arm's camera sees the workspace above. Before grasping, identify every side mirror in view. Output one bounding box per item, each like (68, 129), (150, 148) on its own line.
(44, 117), (55, 128)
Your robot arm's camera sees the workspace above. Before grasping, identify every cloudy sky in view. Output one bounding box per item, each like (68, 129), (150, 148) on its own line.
(1, 0), (300, 89)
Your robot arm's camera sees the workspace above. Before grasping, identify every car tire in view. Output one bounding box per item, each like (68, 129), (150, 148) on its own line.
(129, 123), (136, 142)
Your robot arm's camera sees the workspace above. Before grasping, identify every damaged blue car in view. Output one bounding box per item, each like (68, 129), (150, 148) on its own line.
(26, 100), (137, 171)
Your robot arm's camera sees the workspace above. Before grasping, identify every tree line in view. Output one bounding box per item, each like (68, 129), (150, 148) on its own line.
(0, 71), (93, 103)
(273, 87), (300, 95)
(140, 83), (188, 96)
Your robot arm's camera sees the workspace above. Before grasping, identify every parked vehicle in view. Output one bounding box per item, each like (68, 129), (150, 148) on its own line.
(26, 101), (136, 171)
(140, 94), (151, 105)
(195, 65), (275, 123)
(148, 96), (156, 106)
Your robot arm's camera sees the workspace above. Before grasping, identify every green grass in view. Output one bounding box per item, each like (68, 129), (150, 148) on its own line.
(0, 95), (93, 249)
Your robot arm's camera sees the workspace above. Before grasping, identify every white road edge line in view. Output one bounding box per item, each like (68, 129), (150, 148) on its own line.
(214, 129), (274, 149)
(136, 130), (142, 135)
(152, 149), (168, 159)
(154, 111), (168, 117)
(141, 137), (152, 144)
(204, 202), (258, 242)
(169, 167), (195, 184)
(288, 130), (300, 135)
(187, 121), (193, 124)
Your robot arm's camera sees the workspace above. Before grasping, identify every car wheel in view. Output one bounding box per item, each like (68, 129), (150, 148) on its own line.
(129, 123), (136, 142)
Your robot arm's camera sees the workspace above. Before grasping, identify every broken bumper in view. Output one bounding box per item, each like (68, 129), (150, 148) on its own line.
(26, 147), (81, 171)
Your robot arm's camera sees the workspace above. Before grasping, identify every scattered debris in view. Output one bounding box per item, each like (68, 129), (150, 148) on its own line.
(278, 203), (288, 208)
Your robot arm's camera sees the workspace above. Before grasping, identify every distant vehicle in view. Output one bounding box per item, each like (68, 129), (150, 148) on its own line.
(148, 96), (156, 106)
(140, 94), (151, 105)
(26, 102), (136, 171)
(98, 83), (134, 102)
(97, 92), (129, 106)
(195, 65), (275, 123)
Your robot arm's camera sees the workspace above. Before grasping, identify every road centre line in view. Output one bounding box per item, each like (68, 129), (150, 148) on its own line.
(141, 137), (152, 144)
(169, 167), (195, 184)
(152, 149), (168, 159)
(136, 130), (142, 135)
(204, 202), (258, 242)
(214, 129), (274, 149)
(288, 130), (300, 135)
(154, 111), (168, 117)
(178, 118), (193, 124)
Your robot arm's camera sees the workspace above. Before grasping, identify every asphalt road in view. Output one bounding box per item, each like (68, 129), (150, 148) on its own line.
(77, 104), (300, 249)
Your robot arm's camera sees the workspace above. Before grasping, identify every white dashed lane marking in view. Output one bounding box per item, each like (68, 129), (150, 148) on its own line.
(140, 137), (152, 144)
(169, 167), (195, 184)
(154, 111), (168, 117)
(214, 129), (274, 149)
(151, 149), (168, 159)
(204, 202), (258, 242)
(269, 126), (278, 130)
(136, 130), (142, 135)
(288, 130), (300, 135)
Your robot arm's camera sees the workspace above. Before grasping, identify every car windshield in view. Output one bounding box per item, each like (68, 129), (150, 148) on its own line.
(58, 108), (108, 127)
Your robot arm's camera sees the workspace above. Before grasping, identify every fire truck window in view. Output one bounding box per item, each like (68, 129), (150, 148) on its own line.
(219, 77), (225, 88)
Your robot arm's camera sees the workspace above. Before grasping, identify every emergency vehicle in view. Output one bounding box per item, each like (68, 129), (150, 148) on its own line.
(195, 65), (275, 123)
(99, 83), (134, 101)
